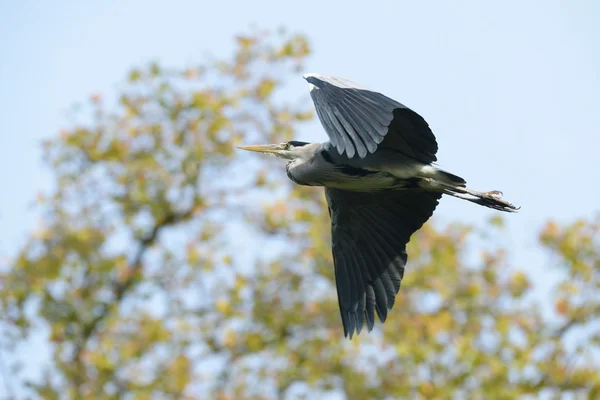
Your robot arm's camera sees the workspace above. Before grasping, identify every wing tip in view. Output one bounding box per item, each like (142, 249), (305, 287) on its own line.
(303, 73), (366, 91)
(303, 72), (324, 80)
(304, 73), (324, 92)
(343, 309), (381, 339)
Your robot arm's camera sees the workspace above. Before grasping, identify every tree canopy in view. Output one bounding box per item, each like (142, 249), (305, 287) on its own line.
(1, 29), (599, 399)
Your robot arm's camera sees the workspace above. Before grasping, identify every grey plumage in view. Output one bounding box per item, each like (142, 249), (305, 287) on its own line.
(240, 73), (519, 338)
(306, 74), (438, 163)
(326, 188), (442, 336)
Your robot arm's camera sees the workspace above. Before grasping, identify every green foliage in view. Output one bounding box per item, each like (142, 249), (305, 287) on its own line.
(1, 29), (599, 399)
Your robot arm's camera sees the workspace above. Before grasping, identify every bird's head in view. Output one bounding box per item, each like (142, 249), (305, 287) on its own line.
(238, 141), (313, 161)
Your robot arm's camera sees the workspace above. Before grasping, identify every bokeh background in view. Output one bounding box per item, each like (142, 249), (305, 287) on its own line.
(1, 1), (599, 399)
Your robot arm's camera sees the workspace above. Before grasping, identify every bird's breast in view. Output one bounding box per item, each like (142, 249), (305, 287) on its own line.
(286, 155), (411, 191)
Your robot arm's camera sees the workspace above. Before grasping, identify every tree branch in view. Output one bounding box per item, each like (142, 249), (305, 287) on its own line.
(551, 303), (598, 339)
(72, 208), (194, 380)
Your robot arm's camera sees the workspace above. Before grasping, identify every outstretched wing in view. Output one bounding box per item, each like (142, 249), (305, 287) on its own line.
(325, 188), (441, 338)
(305, 73), (438, 163)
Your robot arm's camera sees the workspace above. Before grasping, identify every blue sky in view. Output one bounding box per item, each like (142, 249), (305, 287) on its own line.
(1, 0), (599, 396)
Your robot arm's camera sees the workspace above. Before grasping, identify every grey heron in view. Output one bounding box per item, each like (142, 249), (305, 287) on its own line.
(240, 73), (518, 338)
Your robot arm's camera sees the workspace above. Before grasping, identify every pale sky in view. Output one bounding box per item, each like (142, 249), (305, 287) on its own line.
(1, 0), (599, 397)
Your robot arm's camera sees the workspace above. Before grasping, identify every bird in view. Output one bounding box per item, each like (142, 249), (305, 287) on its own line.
(239, 73), (519, 338)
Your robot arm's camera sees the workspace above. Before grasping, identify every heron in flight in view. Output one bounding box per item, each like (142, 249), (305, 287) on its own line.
(240, 74), (518, 338)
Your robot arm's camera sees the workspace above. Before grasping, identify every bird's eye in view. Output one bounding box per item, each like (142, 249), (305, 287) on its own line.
(282, 143), (291, 150)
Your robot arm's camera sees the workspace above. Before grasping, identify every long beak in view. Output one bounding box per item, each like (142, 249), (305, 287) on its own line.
(238, 144), (285, 154)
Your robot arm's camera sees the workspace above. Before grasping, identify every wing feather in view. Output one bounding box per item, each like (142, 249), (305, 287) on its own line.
(306, 74), (438, 162)
(333, 106), (368, 158)
(339, 105), (379, 154)
(345, 90), (391, 131)
(344, 94), (387, 143)
(325, 188), (441, 338)
(365, 285), (376, 330)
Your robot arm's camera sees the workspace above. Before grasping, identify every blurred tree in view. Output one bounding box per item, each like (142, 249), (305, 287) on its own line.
(1, 29), (599, 400)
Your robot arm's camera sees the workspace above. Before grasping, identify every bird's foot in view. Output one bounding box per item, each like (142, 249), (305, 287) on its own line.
(483, 190), (503, 198)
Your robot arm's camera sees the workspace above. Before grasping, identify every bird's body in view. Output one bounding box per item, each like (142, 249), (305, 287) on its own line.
(286, 141), (463, 191)
(240, 73), (519, 338)
(286, 142), (409, 190)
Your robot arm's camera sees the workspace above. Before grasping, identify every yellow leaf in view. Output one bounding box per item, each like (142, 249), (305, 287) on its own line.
(128, 69), (141, 82)
(256, 78), (277, 99)
(216, 298), (229, 314)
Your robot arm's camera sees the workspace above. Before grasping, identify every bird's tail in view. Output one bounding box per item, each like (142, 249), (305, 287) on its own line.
(442, 185), (519, 212)
(433, 169), (467, 187)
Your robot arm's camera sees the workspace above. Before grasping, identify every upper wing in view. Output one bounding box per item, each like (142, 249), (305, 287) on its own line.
(306, 74), (438, 163)
(325, 188), (441, 338)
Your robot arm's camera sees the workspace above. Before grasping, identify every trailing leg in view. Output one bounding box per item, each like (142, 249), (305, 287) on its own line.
(420, 179), (519, 212)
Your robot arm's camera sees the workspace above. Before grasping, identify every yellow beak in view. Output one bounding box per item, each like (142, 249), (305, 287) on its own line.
(238, 144), (285, 154)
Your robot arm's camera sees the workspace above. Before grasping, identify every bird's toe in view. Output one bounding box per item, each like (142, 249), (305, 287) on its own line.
(484, 190), (503, 198)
